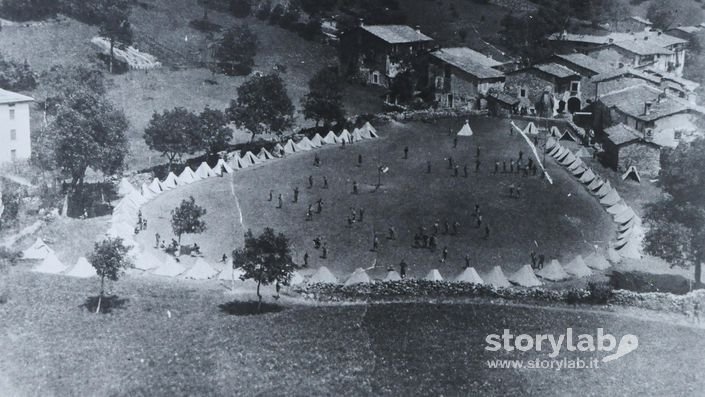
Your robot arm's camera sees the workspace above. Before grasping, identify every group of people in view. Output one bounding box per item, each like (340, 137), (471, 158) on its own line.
(133, 210), (148, 235)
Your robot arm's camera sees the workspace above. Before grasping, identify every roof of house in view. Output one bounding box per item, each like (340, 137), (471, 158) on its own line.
(554, 53), (614, 75)
(629, 16), (653, 26)
(609, 39), (673, 56)
(644, 69), (700, 91)
(360, 25), (433, 44)
(668, 26), (701, 34)
(0, 89), (34, 104)
(549, 32), (609, 44)
(604, 123), (642, 145)
(592, 67), (662, 84)
(533, 63), (580, 79)
(489, 91), (520, 105)
(550, 31), (687, 49)
(431, 48), (504, 79)
(600, 84), (698, 121)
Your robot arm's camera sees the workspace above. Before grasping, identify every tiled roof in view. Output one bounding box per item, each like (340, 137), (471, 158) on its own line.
(609, 40), (673, 56)
(604, 123), (642, 145)
(629, 16), (652, 25)
(669, 26), (701, 34)
(361, 25), (433, 44)
(554, 53), (614, 75)
(600, 84), (697, 121)
(592, 67), (661, 84)
(549, 31), (687, 49)
(489, 91), (520, 105)
(431, 48), (504, 79)
(643, 69), (700, 91)
(0, 88), (33, 104)
(534, 63), (579, 79)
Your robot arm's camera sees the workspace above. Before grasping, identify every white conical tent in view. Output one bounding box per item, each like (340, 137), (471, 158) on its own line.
(600, 189), (621, 206)
(338, 129), (353, 143)
(229, 154), (248, 169)
(257, 147), (276, 161)
(126, 190), (147, 207)
(616, 239), (642, 259)
(283, 139), (297, 154)
(309, 266), (338, 283)
(457, 121), (473, 137)
(584, 252), (610, 270)
(295, 137), (314, 151)
(509, 265), (542, 287)
(311, 134), (324, 147)
(214, 158), (234, 175)
(118, 178), (136, 197)
(549, 126), (561, 138)
(148, 178), (162, 195)
(575, 147), (591, 158)
(614, 207), (636, 224)
(552, 147), (567, 159)
(323, 131), (339, 144)
(243, 151), (261, 165)
(133, 250), (162, 271)
(559, 152), (577, 166)
(384, 270), (402, 281)
(65, 257), (97, 278)
(424, 269), (444, 281)
(362, 121), (378, 138)
(181, 258), (219, 280)
(177, 166), (199, 185)
(607, 247), (621, 264)
(606, 201), (629, 215)
(162, 172), (178, 189)
(563, 255), (593, 277)
(272, 143), (285, 157)
(151, 256), (186, 277)
(351, 128), (364, 142)
(524, 122), (539, 135)
(548, 145), (562, 157)
(482, 266), (511, 288)
(22, 238), (54, 260)
(537, 260), (570, 281)
(571, 166), (586, 177)
(32, 252), (68, 274)
(454, 267), (484, 284)
(567, 158), (584, 171)
(195, 162), (216, 178)
(562, 129), (580, 142)
(545, 136), (558, 150)
(344, 268), (371, 286)
(587, 178), (604, 191)
(594, 182), (612, 198)
(622, 166), (641, 183)
(579, 169), (596, 184)
(141, 183), (156, 201)
(289, 271), (305, 286)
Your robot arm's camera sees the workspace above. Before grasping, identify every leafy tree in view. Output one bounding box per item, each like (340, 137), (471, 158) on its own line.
(0, 0), (58, 21)
(89, 237), (131, 313)
(214, 25), (258, 76)
(302, 67), (345, 127)
(643, 138), (705, 287)
(233, 228), (299, 311)
(0, 186), (22, 230)
(227, 73), (294, 140)
(198, 107), (233, 155)
(36, 65), (106, 118)
(94, 0), (134, 74)
(170, 196), (207, 244)
(230, 0), (251, 18)
(0, 56), (37, 91)
(143, 107), (201, 170)
(646, 0), (704, 30)
(389, 70), (416, 104)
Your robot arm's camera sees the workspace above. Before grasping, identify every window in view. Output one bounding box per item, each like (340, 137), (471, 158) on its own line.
(372, 72), (379, 85)
(519, 88), (527, 98)
(570, 81), (580, 92)
(435, 76), (444, 90)
(9, 108), (15, 120)
(10, 129), (16, 140)
(10, 149), (16, 162)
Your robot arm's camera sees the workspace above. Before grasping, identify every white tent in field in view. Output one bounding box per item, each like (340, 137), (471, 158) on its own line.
(148, 178), (162, 195)
(22, 238), (54, 260)
(584, 252), (610, 270)
(587, 178), (604, 191)
(177, 166), (199, 185)
(213, 158), (234, 175)
(561, 129), (581, 142)
(361, 121), (378, 138)
(559, 152), (578, 166)
(622, 166), (641, 183)
(283, 139), (297, 154)
(571, 165), (586, 177)
(133, 251), (161, 271)
(351, 128), (364, 142)
(575, 147), (591, 158)
(309, 266), (338, 284)
(509, 265), (542, 287)
(550, 126), (561, 138)
(344, 268), (371, 286)
(118, 178), (136, 197)
(524, 122), (539, 135)
(295, 137), (314, 151)
(616, 239), (641, 259)
(181, 258), (219, 280)
(242, 151), (261, 165)
(126, 190), (147, 207)
(537, 260), (570, 281)
(65, 257), (97, 278)
(454, 267), (484, 284)
(229, 154), (248, 170)
(289, 271), (305, 286)
(600, 189), (621, 206)
(552, 147), (567, 159)
(310, 134), (324, 147)
(606, 201), (629, 215)
(579, 168), (596, 184)
(567, 157), (584, 171)
(594, 182), (612, 198)
(614, 207), (636, 224)
(545, 136), (558, 150)
(564, 255), (593, 277)
(195, 162), (216, 179)
(272, 143), (285, 157)
(384, 270), (402, 281)
(482, 266), (511, 288)
(32, 252), (68, 274)
(162, 172), (178, 189)
(151, 256), (186, 277)
(548, 145), (562, 157)
(323, 131), (339, 144)
(141, 183), (156, 201)
(457, 121), (473, 137)
(607, 247), (621, 263)
(425, 269), (444, 281)
(338, 129), (353, 143)
(257, 147), (276, 161)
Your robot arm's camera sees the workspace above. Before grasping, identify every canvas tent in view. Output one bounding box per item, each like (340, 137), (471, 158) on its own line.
(481, 266), (511, 288)
(311, 134), (324, 147)
(361, 121), (378, 138)
(537, 260), (570, 281)
(552, 147), (567, 159)
(148, 178), (162, 195)
(607, 247), (622, 263)
(272, 143), (285, 157)
(295, 137), (314, 151)
(587, 178), (604, 191)
(133, 251), (162, 271)
(283, 139), (297, 154)
(579, 169), (596, 184)
(559, 152), (577, 166)
(575, 147), (591, 158)
(126, 190), (146, 207)
(548, 145), (562, 157)
(22, 238), (54, 260)
(181, 258), (219, 280)
(561, 129), (580, 142)
(141, 183), (156, 201)
(567, 158), (584, 171)
(454, 267), (484, 284)
(344, 268), (371, 286)
(615, 239), (641, 259)
(622, 166), (641, 183)
(570, 165), (586, 177)
(606, 202), (629, 215)
(257, 147), (276, 161)
(384, 270), (402, 281)
(424, 269), (444, 281)
(584, 252), (610, 270)
(65, 257), (97, 278)
(594, 182), (612, 198)
(118, 178), (136, 197)
(151, 256), (186, 277)
(509, 265), (542, 287)
(457, 121), (473, 137)
(600, 189), (621, 206)
(242, 151), (261, 165)
(229, 154), (249, 170)
(351, 128), (364, 142)
(563, 255), (593, 277)
(195, 162), (216, 179)
(290, 271), (305, 286)
(338, 129), (353, 143)
(161, 172), (178, 190)
(545, 136), (558, 150)
(550, 126), (561, 138)
(213, 158), (234, 175)
(524, 122), (539, 135)
(323, 131), (339, 144)
(177, 166), (199, 185)
(614, 207), (636, 224)
(309, 266), (338, 284)
(32, 252), (68, 274)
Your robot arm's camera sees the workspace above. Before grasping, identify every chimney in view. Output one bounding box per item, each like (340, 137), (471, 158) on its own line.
(358, 18), (364, 27)
(644, 101), (652, 115)
(415, 25), (421, 34)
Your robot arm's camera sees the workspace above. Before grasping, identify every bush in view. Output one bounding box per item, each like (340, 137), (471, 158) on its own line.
(230, 0), (251, 18)
(0, 247), (21, 266)
(610, 271), (691, 295)
(587, 282), (613, 304)
(0, 187), (22, 230)
(268, 4), (284, 24)
(255, 2), (271, 20)
(279, 6), (301, 29)
(0, 57), (38, 91)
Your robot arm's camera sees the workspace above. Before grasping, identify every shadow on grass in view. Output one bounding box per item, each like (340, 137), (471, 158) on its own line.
(80, 296), (129, 314)
(218, 301), (285, 316)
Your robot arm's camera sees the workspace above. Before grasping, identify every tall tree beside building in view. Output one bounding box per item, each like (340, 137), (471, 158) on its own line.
(0, 55), (37, 91)
(94, 0), (134, 74)
(226, 73), (294, 140)
(302, 67), (346, 127)
(213, 25), (258, 76)
(143, 108), (202, 170)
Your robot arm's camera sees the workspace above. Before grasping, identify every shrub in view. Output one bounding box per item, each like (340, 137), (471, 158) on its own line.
(0, 57), (38, 91)
(565, 289), (582, 305)
(255, 2), (271, 20)
(268, 4), (284, 24)
(588, 282), (613, 304)
(230, 0), (251, 18)
(0, 187), (22, 230)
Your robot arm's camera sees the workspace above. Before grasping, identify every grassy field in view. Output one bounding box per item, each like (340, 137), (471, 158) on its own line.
(137, 117), (614, 281)
(0, 268), (703, 396)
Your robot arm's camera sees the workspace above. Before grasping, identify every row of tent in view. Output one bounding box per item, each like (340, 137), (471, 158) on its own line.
(22, 238), (97, 277)
(546, 137), (643, 260)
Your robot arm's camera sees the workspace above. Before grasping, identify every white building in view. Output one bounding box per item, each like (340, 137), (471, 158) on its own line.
(0, 89), (34, 164)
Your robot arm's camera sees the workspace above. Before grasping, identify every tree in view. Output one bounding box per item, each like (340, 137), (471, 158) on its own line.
(227, 73), (294, 139)
(214, 25), (258, 76)
(646, 0), (704, 30)
(143, 107), (202, 170)
(302, 67), (345, 127)
(0, 0), (58, 21)
(0, 56), (37, 91)
(170, 196), (207, 245)
(230, 0), (251, 18)
(89, 237), (131, 313)
(643, 138), (705, 287)
(233, 228), (299, 311)
(197, 107), (233, 155)
(94, 0), (133, 74)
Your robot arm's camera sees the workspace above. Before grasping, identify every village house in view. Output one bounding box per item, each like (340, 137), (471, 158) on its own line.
(589, 67), (698, 103)
(0, 88), (33, 164)
(551, 53), (613, 104)
(504, 62), (582, 116)
(339, 24), (433, 88)
(611, 16), (653, 33)
(427, 47), (505, 109)
(601, 123), (661, 177)
(666, 25), (703, 41)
